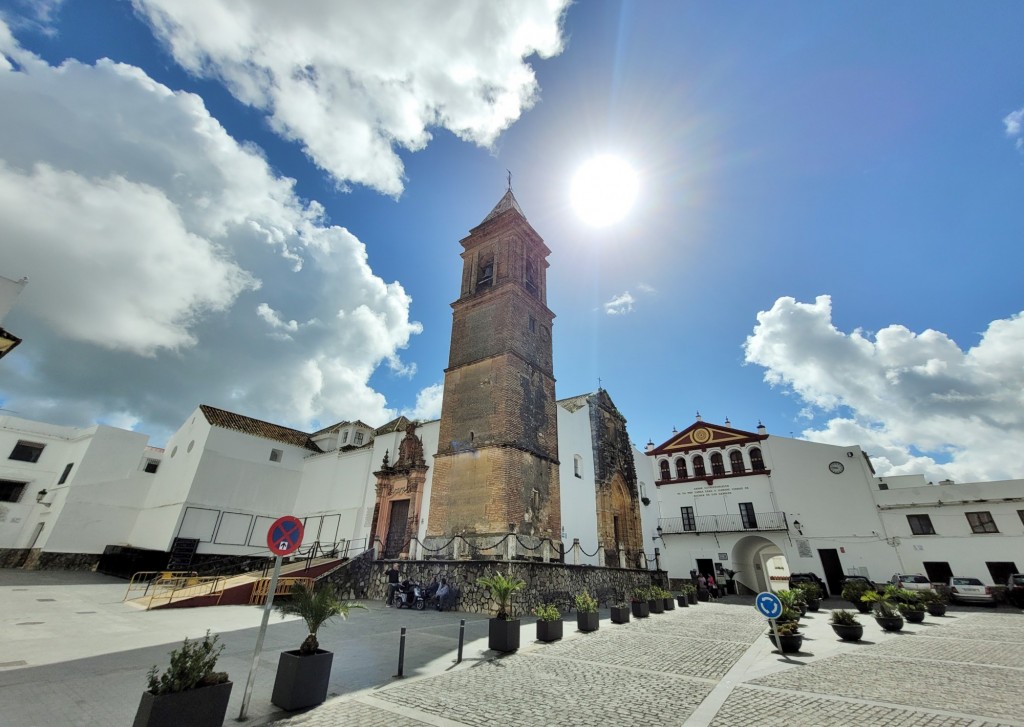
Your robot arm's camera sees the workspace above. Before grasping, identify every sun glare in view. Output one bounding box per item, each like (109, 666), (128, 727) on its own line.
(570, 155), (639, 227)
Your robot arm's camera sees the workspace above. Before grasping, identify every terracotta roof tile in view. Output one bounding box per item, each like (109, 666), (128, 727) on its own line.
(199, 405), (322, 452)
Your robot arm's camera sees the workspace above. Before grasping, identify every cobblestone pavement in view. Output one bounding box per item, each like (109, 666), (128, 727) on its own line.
(274, 603), (1024, 727)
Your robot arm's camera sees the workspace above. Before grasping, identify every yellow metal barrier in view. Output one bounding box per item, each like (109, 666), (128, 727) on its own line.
(145, 575), (227, 610)
(250, 577), (315, 606)
(124, 570), (198, 601)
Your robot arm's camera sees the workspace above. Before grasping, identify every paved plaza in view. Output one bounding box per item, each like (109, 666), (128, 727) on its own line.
(1, 568), (1022, 727)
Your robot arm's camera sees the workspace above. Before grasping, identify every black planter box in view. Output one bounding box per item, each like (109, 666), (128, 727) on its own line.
(831, 623), (863, 641)
(688, 593), (698, 605)
(132, 681), (232, 727)
(489, 618), (521, 652)
(663, 598), (675, 611)
(676, 595), (689, 607)
(576, 611), (599, 632)
(536, 619), (563, 642)
(610, 605), (630, 624)
(272, 649), (333, 711)
(631, 601), (650, 618)
(648, 599), (664, 614)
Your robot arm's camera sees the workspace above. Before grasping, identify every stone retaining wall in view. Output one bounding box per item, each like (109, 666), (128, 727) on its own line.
(0, 549), (100, 571)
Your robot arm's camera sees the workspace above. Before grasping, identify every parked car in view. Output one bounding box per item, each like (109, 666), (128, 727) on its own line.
(948, 576), (996, 605)
(789, 572), (829, 597)
(1005, 574), (1023, 608)
(889, 574), (932, 592)
(839, 575), (874, 589)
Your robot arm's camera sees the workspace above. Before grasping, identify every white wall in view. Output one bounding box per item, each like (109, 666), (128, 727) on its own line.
(557, 404), (599, 565)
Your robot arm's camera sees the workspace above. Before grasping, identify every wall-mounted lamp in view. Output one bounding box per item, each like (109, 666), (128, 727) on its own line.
(36, 489), (50, 506)
(792, 519), (803, 536)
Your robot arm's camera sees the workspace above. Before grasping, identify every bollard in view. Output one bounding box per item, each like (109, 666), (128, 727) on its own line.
(456, 619), (466, 663)
(395, 627), (406, 678)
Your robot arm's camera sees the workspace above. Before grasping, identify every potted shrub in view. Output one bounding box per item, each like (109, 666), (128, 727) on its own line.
(660, 587), (676, 611)
(897, 590), (926, 624)
(682, 583), (698, 605)
(675, 590), (690, 608)
(842, 580), (874, 613)
(647, 586), (665, 614)
(766, 620), (803, 653)
(630, 587), (651, 618)
(133, 631), (231, 727)
(271, 583), (364, 711)
(575, 591), (600, 632)
(795, 582), (822, 612)
(610, 600), (631, 624)
(478, 571), (526, 653)
(776, 590), (803, 622)
(862, 586), (904, 632)
(921, 588), (948, 617)
(829, 609), (863, 641)
(533, 603), (563, 642)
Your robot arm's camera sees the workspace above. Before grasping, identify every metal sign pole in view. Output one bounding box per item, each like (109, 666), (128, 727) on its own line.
(238, 554), (282, 720)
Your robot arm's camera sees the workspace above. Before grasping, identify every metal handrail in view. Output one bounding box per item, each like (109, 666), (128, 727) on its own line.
(658, 511), (788, 534)
(250, 576), (315, 605)
(145, 575), (227, 611)
(123, 570), (198, 601)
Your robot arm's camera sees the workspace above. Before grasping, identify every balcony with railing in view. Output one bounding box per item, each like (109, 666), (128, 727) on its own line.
(658, 511), (788, 534)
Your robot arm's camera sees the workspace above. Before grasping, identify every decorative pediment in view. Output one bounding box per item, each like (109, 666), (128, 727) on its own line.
(648, 421), (766, 456)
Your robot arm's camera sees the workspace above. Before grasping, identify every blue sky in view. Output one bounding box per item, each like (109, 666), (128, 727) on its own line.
(1, 1), (1022, 483)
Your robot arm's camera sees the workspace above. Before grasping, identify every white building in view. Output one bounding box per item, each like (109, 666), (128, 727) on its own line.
(645, 418), (1023, 594)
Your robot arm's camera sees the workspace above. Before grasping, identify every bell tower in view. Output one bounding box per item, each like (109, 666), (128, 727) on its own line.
(425, 189), (561, 555)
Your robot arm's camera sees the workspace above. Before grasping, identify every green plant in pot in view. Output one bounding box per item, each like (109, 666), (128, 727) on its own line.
(767, 619), (803, 653)
(897, 589), (926, 623)
(575, 591), (600, 632)
(795, 582), (823, 611)
(134, 631), (231, 727)
(532, 603), (562, 642)
(776, 590), (803, 621)
(841, 579), (874, 613)
(610, 593), (631, 624)
(647, 585), (665, 614)
(862, 586), (904, 631)
(681, 583), (697, 605)
(829, 609), (863, 641)
(478, 571), (526, 653)
(659, 586), (676, 610)
(630, 586), (651, 618)
(271, 583), (364, 711)
(920, 588), (948, 617)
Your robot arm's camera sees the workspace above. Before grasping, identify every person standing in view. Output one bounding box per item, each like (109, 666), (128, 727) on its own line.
(386, 563), (401, 606)
(707, 574), (717, 600)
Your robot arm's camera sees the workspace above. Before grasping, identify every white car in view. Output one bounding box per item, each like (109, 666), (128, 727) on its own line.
(948, 577), (996, 605)
(889, 574), (932, 592)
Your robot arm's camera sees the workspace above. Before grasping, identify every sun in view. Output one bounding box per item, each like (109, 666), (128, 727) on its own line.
(570, 155), (639, 227)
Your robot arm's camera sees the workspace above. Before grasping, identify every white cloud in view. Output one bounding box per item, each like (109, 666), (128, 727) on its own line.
(744, 295), (1024, 482)
(0, 24), (426, 435)
(604, 291), (635, 315)
(1005, 107), (1024, 150)
(134, 0), (570, 195)
(401, 382), (444, 422)
(637, 282), (656, 295)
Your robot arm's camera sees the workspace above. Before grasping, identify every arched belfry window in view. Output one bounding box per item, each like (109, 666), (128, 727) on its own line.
(659, 460), (671, 481)
(729, 450), (745, 474)
(710, 452), (725, 476)
(692, 455), (706, 477)
(675, 457), (688, 479)
(574, 454), (583, 478)
(477, 254), (494, 289)
(525, 258), (538, 296)
(750, 447), (765, 471)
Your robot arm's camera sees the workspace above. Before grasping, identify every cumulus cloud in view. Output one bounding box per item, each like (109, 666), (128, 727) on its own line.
(134, 0), (570, 195)
(0, 24), (426, 435)
(401, 382), (444, 422)
(1004, 107), (1024, 150)
(744, 295), (1024, 482)
(604, 291), (635, 315)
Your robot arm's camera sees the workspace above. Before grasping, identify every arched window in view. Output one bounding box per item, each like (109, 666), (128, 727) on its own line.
(675, 457), (688, 479)
(692, 455), (706, 477)
(710, 452), (725, 476)
(659, 460), (671, 481)
(750, 447), (765, 472)
(574, 454), (583, 478)
(729, 450), (744, 474)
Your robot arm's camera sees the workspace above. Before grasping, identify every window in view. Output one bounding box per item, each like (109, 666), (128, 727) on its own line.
(573, 454), (582, 478)
(966, 511), (998, 534)
(739, 502), (757, 529)
(477, 257), (494, 288)
(728, 450), (744, 474)
(680, 506), (696, 532)
(9, 441), (44, 463)
(0, 479), (27, 503)
(341, 431), (349, 444)
(57, 463), (74, 485)
(675, 457), (687, 479)
(710, 452), (725, 476)
(749, 447), (765, 471)
(529, 315), (536, 333)
(269, 448), (283, 462)
(525, 258), (538, 295)
(878, 482), (889, 490)
(692, 455), (706, 477)
(907, 514), (935, 535)
(354, 432), (364, 445)
(659, 460), (671, 481)
(144, 459), (159, 474)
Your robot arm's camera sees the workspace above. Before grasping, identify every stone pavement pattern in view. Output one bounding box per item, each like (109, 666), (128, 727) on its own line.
(276, 604), (1024, 727)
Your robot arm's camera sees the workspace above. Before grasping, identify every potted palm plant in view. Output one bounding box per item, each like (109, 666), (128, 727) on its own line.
(795, 582), (822, 611)
(829, 609), (863, 641)
(630, 586), (651, 618)
(575, 591), (600, 632)
(133, 631), (231, 727)
(921, 588), (947, 617)
(897, 589), (926, 623)
(533, 603), (562, 642)
(862, 586), (904, 632)
(272, 582), (364, 711)
(478, 571), (526, 653)
(841, 580), (873, 613)
(766, 620), (803, 653)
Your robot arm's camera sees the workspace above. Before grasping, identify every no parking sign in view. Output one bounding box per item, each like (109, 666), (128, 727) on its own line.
(267, 515), (304, 556)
